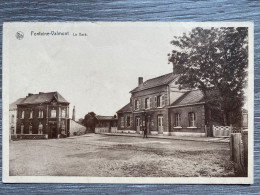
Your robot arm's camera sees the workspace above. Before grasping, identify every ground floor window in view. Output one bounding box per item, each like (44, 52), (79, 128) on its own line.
(175, 113), (181, 127)
(21, 124), (24, 134)
(38, 122), (43, 134)
(126, 116), (131, 127)
(188, 112), (196, 127)
(29, 124), (33, 134)
(120, 117), (124, 128)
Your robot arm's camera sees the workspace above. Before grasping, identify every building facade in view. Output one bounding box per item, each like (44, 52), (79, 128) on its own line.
(16, 92), (70, 139)
(95, 116), (118, 133)
(117, 73), (207, 137)
(9, 98), (25, 137)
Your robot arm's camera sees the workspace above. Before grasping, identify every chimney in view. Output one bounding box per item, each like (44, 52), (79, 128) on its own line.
(138, 77), (143, 85)
(72, 106), (76, 121)
(28, 93), (33, 97)
(39, 92), (44, 94)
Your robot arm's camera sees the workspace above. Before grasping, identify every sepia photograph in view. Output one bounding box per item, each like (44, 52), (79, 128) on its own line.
(2, 22), (254, 184)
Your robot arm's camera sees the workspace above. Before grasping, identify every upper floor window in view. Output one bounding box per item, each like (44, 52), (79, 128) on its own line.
(145, 97), (150, 109)
(21, 111), (24, 119)
(38, 110), (44, 118)
(51, 109), (56, 118)
(135, 100), (139, 110)
(29, 111), (33, 119)
(156, 95), (163, 107)
(62, 109), (66, 118)
(188, 112), (196, 127)
(175, 113), (181, 127)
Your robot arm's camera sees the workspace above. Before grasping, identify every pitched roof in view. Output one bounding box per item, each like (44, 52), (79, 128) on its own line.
(17, 92), (69, 105)
(96, 115), (118, 121)
(171, 90), (204, 107)
(130, 73), (178, 93)
(117, 103), (131, 113)
(9, 98), (26, 109)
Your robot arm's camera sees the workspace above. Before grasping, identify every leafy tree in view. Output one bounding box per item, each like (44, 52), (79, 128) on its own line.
(168, 27), (248, 126)
(82, 112), (98, 132)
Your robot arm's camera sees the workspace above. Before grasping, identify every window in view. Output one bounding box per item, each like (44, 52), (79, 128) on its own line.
(157, 95), (163, 107)
(51, 109), (56, 118)
(29, 111), (33, 119)
(62, 109), (66, 118)
(175, 113), (181, 127)
(120, 117), (124, 128)
(188, 112), (196, 127)
(145, 98), (150, 109)
(21, 111), (24, 119)
(135, 100), (139, 110)
(21, 124), (24, 134)
(38, 110), (44, 118)
(126, 116), (131, 127)
(38, 123), (43, 134)
(29, 124), (32, 134)
(61, 121), (65, 134)
(11, 114), (14, 123)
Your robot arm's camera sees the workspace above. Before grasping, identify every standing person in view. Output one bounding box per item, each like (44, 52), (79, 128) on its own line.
(143, 126), (148, 139)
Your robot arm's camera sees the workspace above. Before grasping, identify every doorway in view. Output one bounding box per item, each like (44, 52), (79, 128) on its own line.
(158, 115), (164, 134)
(49, 123), (57, 138)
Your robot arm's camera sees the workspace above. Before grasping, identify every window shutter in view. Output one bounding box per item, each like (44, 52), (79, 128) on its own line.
(154, 96), (157, 107)
(138, 99), (141, 110)
(130, 115), (133, 127)
(149, 97), (152, 108)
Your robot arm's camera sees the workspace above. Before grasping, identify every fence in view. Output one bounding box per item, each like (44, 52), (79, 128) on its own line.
(213, 125), (231, 137)
(230, 130), (248, 176)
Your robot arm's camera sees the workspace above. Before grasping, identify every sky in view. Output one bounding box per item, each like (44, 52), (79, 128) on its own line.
(5, 22), (251, 120)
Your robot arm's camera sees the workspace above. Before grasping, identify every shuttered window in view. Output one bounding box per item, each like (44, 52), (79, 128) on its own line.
(175, 113), (181, 127)
(135, 100), (139, 110)
(120, 117), (124, 128)
(145, 97), (150, 109)
(188, 112), (196, 127)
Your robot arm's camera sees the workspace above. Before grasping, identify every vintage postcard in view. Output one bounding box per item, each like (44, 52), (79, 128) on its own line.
(2, 22), (254, 184)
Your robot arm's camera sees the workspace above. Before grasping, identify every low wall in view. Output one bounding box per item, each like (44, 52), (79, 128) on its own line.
(95, 127), (109, 133)
(117, 130), (136, 134)
(164, 132), (206, 137)
(12, 134), (48, 140)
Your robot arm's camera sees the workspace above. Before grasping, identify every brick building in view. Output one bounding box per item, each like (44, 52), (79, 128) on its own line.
(16, 92), (70, 139)
(117, 73), (207, 137)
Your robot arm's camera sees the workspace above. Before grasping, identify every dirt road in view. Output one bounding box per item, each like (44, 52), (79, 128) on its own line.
(9, 134), (234, 177)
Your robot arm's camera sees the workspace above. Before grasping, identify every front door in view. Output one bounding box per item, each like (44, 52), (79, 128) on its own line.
(158, 115), (164, 134)
(51, 126), (57, 138)
(136, 117), (140, 133)
(49, 123), (57, 138)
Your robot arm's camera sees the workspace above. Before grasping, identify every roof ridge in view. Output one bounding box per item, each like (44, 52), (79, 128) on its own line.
(144, 72), (173, 83)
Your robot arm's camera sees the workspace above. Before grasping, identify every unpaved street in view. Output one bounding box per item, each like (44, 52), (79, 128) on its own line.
(10, 134), (234, 177)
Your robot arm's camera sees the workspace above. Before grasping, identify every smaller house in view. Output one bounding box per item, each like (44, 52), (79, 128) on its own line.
(95, 115), (118, 133)
(9, 98), (25, 138)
